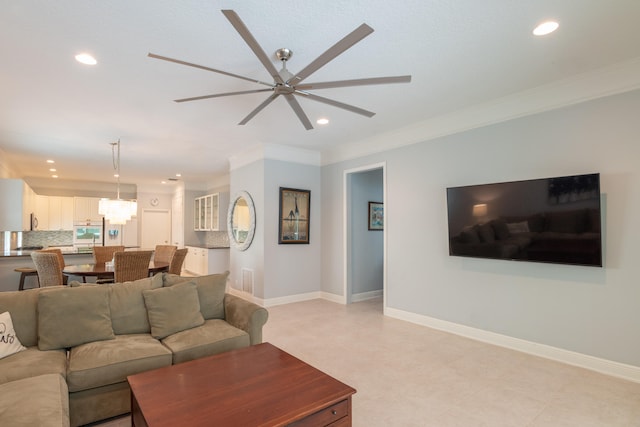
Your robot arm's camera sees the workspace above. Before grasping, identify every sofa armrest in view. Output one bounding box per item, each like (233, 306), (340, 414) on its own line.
(223, 294), (268, 345)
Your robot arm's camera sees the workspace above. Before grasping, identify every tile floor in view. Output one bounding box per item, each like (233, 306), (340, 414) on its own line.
(97, 297), (640, 427)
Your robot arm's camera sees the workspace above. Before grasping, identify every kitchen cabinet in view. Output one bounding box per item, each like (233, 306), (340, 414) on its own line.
(34, 196), (75, 231)
(74, 197), (102, 223)
(193, 193), (229, 231)
(0, 179), (36, 231)
(49, 196), (74, 230)
(185, 246), (229, 275)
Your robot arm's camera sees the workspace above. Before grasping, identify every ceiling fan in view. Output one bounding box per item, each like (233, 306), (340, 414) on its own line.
(148, 9), (411, 130)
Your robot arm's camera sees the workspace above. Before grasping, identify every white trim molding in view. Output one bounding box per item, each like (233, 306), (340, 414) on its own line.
(384, 305), (640, 384)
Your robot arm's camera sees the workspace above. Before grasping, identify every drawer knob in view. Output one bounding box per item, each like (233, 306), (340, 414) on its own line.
(332, 410), (337, 415)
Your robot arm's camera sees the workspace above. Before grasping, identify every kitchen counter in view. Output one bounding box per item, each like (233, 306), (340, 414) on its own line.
(185, 244), (230, 249)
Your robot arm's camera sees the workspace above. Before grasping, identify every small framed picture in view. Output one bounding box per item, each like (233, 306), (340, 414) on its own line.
(278, 187), (310, 244)
(368, 201), (383, 231)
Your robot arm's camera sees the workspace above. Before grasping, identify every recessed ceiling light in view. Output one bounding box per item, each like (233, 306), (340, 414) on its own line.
(75, 53), (97, 65)
(175, 173), (182, 177)
(46, 159), (55, 164)
(317, 118), (329, 125)
(51, 175), (58, 179)
(533, 21), (559, 36)
(161, 181), (167, 184)
(49, 168), (56, 172)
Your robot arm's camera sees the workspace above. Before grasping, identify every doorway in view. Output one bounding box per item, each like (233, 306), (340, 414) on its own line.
(141, 209), (171, 249)
(343, 162), (386, 307)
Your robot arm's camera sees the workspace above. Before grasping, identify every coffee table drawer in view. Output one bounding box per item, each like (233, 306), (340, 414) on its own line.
(288, 399), (350, 426)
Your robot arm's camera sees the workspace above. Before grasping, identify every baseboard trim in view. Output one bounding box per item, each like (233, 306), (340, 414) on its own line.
(384, 306), (640, 384)
(352, 289), (383, 302)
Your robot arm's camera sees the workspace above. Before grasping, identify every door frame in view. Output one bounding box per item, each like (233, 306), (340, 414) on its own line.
(343, 161), (386, 306)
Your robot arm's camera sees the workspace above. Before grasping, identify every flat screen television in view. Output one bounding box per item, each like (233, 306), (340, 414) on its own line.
(446, 173), (602, 267)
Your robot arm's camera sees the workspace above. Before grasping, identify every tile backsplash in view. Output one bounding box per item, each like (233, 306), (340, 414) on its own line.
(23, 231), (73, 247)
(205, 231), (229, 247)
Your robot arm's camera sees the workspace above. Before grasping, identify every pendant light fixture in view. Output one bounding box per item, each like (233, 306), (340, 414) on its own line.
(98, 139), (137, 224)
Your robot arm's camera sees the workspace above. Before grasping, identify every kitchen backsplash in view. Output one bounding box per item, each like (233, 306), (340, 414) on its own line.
(24, 231), (73, 247)
(205, 231), (229, 247)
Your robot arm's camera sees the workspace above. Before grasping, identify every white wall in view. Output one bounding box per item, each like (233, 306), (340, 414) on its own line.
(321, 89), (640, 368)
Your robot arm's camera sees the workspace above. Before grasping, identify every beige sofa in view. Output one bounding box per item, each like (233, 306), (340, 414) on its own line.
(0, 271), (268, 427)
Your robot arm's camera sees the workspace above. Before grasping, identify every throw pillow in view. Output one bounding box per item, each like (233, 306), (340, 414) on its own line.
(491, 219), (511, 240)
(38, 286), (115, 350)
(109, 274), (164, 335)
(0, 311), (27, 359)
(163, 271), (229, 319)
(477, 223), (496, 243)
(143, 282), (205, 339)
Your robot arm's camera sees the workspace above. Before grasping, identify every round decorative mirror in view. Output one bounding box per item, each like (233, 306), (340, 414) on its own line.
(227, 191), (256, 251)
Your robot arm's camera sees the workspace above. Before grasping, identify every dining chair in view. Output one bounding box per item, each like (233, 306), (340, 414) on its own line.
(30, 252), (64, 287)
(39, 248), (68, 285)
(114, 250), (153, 283)
(93, 245), (125, 284)
(154, 245), (177, 264)
(168, 248), (188, 275)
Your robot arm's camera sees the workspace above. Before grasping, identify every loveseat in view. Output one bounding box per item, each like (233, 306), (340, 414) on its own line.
(450, 208), (601, 264)
(0, 271), (268, 426)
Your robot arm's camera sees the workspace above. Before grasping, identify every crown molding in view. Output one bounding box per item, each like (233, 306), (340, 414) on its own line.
(322, 57), (640, 166)
(229, 143), (321, 171)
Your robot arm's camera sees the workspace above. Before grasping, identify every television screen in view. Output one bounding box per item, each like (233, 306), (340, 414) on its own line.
(446, 173), (602, 267)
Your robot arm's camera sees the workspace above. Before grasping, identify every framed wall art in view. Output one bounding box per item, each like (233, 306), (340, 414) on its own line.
(368, 201), (383, 231)
(278, 187), (310, 244)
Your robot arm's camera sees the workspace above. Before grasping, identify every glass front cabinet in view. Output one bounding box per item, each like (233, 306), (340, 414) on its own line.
(194, 193), (223, 231)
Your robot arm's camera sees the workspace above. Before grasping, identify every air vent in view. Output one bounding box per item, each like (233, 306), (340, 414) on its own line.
(167, 178), (179, 181)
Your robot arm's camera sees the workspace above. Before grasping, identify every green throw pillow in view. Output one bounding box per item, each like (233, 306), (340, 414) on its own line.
(109, 274), (164, 335)
(162, 271), (229, 319)
(143, 282), (205, 339)
(38, 286), (115, 350)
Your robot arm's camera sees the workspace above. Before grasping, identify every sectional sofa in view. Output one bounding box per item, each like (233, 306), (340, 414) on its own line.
(0, 271), (268, 426)
(449, 208), (601, 264)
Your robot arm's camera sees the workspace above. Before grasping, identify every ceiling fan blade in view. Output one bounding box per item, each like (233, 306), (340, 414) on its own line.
(295, 91), (375, 118)
(175, 89), (273, 103)
(148, 53), (273, 87)
(288, 23), (374, 86)
(283, 94), (313, 130)
(239, 93), (280, 125)
(221, 10), (284, 85)
(296, 75), (412, 90)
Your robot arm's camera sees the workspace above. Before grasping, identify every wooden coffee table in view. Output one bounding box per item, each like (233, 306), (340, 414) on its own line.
(127, 342), (356, 426)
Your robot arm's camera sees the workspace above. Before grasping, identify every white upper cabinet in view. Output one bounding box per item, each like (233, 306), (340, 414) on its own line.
(74, 197), (102, 223)
(194, 193), (228, 231)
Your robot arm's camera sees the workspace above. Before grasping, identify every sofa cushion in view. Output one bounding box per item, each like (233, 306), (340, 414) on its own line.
(458, 227), (480, 244)
(143, 282), (205, 339)
(0, 373), (69, 427)
(491, 219), (511, 240)
(546, 209), (587, 233)
(67, 334), (172, 392)
(109, 274), (163, 335)
(0, 288), (40, 347)
(0, 311), (26, 359)
(161, 319), (250, 364)
(38, 286), (115, 350)
(163, 271), (229, 319)
(477, 223), (496, 243)
(0, 346), (67, 385)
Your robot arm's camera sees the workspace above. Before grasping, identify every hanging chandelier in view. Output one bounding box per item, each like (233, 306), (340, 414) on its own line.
(98, 139), (137, 224)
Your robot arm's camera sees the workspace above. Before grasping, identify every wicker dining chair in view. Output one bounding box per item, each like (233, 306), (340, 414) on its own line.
(93, 245), (125, 263)
(30, 252), (64, 287)
(153, 245), (177, 264)
(113, 250), (153, 283)
(168, 248), (188, 275)
(93, 245), (125, 284)
(39, 248), (68, 284)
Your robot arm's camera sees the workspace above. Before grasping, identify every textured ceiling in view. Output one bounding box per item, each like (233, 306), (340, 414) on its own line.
(1, 0), (640, 190)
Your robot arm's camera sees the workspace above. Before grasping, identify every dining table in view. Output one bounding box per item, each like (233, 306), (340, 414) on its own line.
(63, 261), (169, 282)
